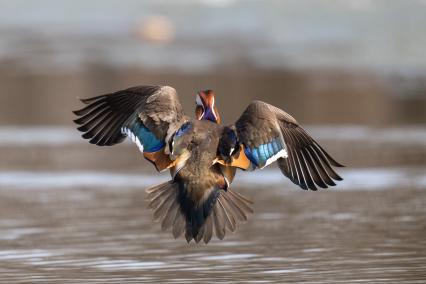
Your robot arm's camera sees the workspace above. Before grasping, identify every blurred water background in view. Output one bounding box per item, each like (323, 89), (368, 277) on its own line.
(0, 0), (425, 283)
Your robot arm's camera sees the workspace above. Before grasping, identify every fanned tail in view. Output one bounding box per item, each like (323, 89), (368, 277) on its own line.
(145, 181), (253, 244)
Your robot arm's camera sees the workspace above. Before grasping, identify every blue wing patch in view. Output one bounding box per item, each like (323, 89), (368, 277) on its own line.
(244, 137), (287, 169)
(175, 121), (192, 137)
(121, 120), (165, 153)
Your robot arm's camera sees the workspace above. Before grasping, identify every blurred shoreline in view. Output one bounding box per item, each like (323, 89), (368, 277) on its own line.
(1, 0), (426, 126)
(1, 65), (426, 126)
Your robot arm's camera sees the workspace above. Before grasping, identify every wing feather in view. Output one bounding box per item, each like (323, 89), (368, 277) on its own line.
(231, 100), (343, 191)
(74, 85), (185, 146)
(73, 85), (187, 171)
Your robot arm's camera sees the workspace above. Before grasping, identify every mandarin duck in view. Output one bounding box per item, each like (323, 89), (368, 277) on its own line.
(73, 85), (343, 244)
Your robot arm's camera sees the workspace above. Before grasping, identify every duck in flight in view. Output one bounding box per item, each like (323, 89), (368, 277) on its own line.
(73, 85), (343, 244)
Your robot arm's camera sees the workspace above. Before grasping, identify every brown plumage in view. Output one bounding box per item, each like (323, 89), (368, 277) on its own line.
(234, 101), (343, 190)
(73, 85), (343, 244)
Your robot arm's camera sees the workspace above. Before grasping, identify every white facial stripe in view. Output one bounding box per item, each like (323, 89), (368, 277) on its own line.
(195, 94), (205, 119)
(196, 94), (203, 106)
(196, 92), (219, 121)
(210, 95), (217, 117)
(212, 108), (218, 121)
(209, 95), (220, 121)
(198, 108), (205, 118)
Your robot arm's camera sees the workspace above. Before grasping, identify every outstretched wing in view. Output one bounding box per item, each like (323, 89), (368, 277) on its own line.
(73, 85), (187, 171)
(230, 100), (344, 191)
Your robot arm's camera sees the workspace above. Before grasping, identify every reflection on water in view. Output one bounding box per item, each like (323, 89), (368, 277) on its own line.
(0, 170), (425, 283)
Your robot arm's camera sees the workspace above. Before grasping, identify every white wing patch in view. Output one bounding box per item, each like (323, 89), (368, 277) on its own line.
(121, 127), (144, 153)
(195, 94), (203, 107)
(261, 148), (288, 169)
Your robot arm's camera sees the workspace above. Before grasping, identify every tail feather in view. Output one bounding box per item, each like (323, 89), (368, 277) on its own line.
(172, 211), (185, 238)
(203, 215), (213, 243)
(145, 181), (253, 244)
(153, 190), (175, 222)
(227, 190), (254, 215)
(146, 182), (171, 209)
(185, 229), (193, 243)
(217, 198), (236, 232)
(194, 223), (205, 243)
(212, 204), (226, 240)
(161, 199), (179, 231)
(221, 192), (247, 222)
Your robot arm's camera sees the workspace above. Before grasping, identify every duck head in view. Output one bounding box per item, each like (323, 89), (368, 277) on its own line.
(195, 90), (221, 124)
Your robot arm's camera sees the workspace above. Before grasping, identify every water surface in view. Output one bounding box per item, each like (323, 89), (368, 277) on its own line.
(0, 170), (425, 283)
(0, 125), (425, 283)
